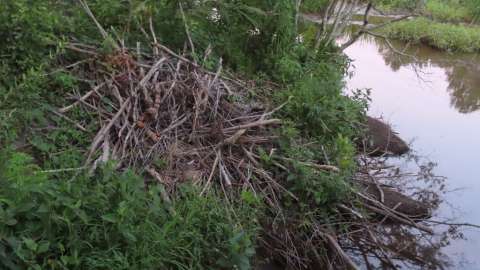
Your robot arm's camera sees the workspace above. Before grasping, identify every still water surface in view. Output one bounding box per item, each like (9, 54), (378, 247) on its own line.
(344, 37), (480, 269)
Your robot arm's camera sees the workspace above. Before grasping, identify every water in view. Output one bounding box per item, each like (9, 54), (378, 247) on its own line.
(344, 36), (480, 269)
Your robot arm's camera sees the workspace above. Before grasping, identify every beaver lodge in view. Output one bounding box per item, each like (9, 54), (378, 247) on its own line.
(53, 4), (457, 270)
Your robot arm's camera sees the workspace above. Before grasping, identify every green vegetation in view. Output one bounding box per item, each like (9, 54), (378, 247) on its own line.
(301, 0), (330, 13)
(425, 0), (472, 23)
(0, 0), (368, 269)
(377, 0), (478, 22)
(376, 0), (421, 11)
(375, 0), (480, 51)
(382, 17), (480, 52)
(467, 0), (480, 21)
(2, 0), (468, 268)
(0, 151), (258, 269)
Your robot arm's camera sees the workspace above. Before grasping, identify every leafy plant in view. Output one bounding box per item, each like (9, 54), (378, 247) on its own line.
(278, 58), (365, 142)
(0, 151), (259, 270)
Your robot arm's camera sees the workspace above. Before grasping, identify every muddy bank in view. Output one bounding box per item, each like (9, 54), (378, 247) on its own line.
(361, 116), (410, 156)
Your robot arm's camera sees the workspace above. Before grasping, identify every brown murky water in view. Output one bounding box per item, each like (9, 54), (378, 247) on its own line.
(344, 36), (480, 269)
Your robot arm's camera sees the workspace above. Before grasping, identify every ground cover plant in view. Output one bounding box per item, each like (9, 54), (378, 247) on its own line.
(0, 150), (259, 270)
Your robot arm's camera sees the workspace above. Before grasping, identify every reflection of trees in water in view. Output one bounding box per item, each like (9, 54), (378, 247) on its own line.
(444, 65), (480, 113)
(367, 36), (480, 113)
(347, 154), (467, 270)
(347, 222), (453, 269)
(380, 224), (452, 269)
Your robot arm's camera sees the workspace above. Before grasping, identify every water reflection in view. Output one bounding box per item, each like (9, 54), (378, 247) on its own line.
(366, 36), (480, 113)
(344, 32), (480, 269)
(350, 154), (461, 270)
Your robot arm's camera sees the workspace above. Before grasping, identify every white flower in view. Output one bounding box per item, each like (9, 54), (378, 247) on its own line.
(247, 28), (260, 36)
(208, 8), (221, 23)
(295, 34), (304, 44)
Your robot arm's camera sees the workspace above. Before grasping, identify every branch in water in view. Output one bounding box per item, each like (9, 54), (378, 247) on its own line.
(340, 5), (417, 51)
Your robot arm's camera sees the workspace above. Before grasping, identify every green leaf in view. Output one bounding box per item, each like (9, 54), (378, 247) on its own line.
(4, 218), (17, 226)
(37, 241), (50, 253)
(23, 238), (37, 251)
(241, 5), (267, 17)
(122, 231), (137, 242)
(240, 190), (257, 205)
(101, 213), (117, 223)
(74, 209), (89, 224)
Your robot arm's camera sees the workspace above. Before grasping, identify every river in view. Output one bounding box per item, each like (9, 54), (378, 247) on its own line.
(343, 36), (480, 269)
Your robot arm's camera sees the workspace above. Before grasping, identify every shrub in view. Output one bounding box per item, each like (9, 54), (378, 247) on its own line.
(276, 129), (355, 206)
(278, 58), (365, 142)
(0, 151), (259, 270)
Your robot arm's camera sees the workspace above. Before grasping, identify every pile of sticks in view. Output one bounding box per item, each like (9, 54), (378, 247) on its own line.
(61, 35), (285, 196)
(59, 41), (457, 270)
(53, 2), (478, 270)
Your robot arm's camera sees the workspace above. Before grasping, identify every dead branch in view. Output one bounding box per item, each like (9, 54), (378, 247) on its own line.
(322, 232), (360, 270)
(340, 8), (415, 51)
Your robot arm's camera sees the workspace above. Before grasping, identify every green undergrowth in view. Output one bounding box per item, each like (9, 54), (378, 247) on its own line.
(301, 0), (330, 13)
(375, 0), (421, 12)
(377, 0), (479, 23)
(0, 150), (260, 270)
(0, 0), (367, 268)
(382, 17), (480, 52)
(376, 0), (480, 52)
(425, 0), (473, 23)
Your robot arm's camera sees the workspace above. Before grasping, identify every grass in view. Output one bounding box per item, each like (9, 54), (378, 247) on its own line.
(376, 0), (420, 12)
(377, 0), (470, 16)
(382, 17), (480, 52)
(377, 0), (476, 23)
(425, 0), (473, 23)
(375, 0), (480, 52)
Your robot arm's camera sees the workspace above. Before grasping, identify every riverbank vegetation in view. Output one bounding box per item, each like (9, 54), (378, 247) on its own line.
(425, 0), (473, 23)
(383, 17), (480, 52)
(0, 0), (461, 269)
(377, 0), (479, 23)
(375, 0), (480, 52)
(0, 1), (364, 269)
